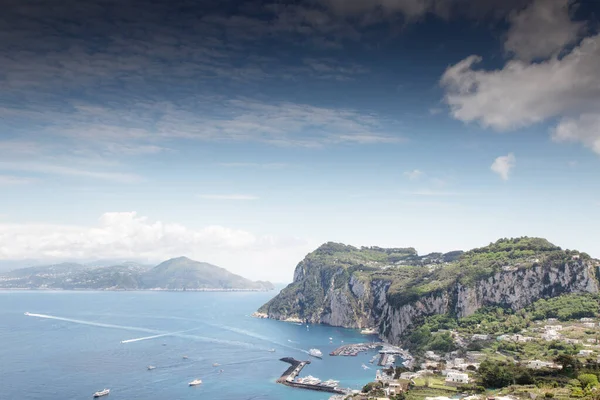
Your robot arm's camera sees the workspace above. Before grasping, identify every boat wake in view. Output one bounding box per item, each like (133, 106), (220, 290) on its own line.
(120, 328), (199, 344)
(24, 312), (160, 334)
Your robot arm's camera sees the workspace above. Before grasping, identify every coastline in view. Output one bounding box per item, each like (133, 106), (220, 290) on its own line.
(0, 287), (274, 292)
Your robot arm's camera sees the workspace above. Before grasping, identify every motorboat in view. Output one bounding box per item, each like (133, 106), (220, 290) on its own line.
(212, 363), (220, 367)
(147, 365), (156, 370)
(93, 389), (110, 398)
(308, 348), (323, 359)
(182, 355), (189, 359)
(268, 348), (276, 352)
(189, 379), (202, 386)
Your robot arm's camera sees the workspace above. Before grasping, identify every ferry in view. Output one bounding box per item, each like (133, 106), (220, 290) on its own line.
(308, 348), (323, 359)
(147, 366), (156, 370)
(188, 379), (202, 386)
(93, 389), (110, 398)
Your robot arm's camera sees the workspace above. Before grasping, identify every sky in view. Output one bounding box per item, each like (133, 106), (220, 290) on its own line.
(1, 0), (599, 282)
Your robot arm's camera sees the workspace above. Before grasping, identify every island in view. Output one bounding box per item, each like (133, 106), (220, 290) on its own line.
(0, 256), (274, 291)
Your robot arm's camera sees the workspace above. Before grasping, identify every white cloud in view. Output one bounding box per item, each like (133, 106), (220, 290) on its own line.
(198, 194), (259, 201)
(505, 0), (585, 61)
(404, 169), (424, 180)
(552, 113), (600, 155)
(491, 153), (516, 181)
(0, 212), (311, 282)
(0, 162), (142, 183)
(441, 33), (600, 154)
(0, 175), (33, 185)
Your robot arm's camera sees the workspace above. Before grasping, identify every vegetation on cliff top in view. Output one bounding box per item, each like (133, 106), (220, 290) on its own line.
(259, 237), (596, 321)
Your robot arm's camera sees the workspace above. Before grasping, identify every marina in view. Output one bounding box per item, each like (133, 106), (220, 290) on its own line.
(276, 358), (346, 394)
(329, 342), (384, 356)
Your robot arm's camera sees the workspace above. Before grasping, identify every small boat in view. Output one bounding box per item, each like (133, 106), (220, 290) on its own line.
(147, 365), (156, 370)
(24, 312), (31, 316)
(361, 363), (370, 370)
(268, 349), (275, 353)
(93, 389), (110, 398)
(182, 356), (189, 359)
(308, 348), (323, 359)
(189, 379), (202, 386)
(162, 343), (167, 346)
(212, 363), (220, 367)
(219, 369), (224, 373)
(360, 328), (377, 335)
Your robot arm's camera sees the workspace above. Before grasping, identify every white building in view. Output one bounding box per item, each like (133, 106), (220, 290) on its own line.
(583, 322), (596, 328)
(542, 330), (561, 341)
(579, 349), (595, 356)
(471, 334), (489, 341)
(527, 360), (557, 369)
(581, 318), (595, 322)
(545, 325), (563, 331)
(564, 338), (581, 344)
(445, 372), (469, 386)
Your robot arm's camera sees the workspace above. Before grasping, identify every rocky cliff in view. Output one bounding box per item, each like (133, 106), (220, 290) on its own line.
(258, 238), (599, 344)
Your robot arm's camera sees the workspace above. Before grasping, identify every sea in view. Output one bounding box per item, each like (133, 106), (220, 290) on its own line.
(0, 289), (385, 400)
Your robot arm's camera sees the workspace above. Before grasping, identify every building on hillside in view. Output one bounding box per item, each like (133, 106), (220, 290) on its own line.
(384, 379), (409, 396)
(583, 322), (596, 328)
(564, 338), (581, 344)
(399, 372), (418, 380)
(472, 334), (490, 341)
(542, 330), (560, 341)
(544, 325), (563, 331)
(526, 360), (560, 369)
(579, 349), (595, 356)
(445, 372), (469, 386)
(547, 318), (558, 322)
(581, 318), (595, 322)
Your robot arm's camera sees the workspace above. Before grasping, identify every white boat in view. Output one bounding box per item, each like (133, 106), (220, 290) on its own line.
(93, 389), (110, 398)
(268, 348), (275, 352)
(147, 365), (156, 370)
(189, 379), (202, 386)
(308, 348), (323, 359)
(360, 328), (377, 335)
(182, 355), (189, 359)
(212, 363), (220, 367)
(24, 312), (31, 316)
(322, 379), (340, 388)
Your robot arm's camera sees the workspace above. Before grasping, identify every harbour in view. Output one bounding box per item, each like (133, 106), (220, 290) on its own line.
(276, 358), (347, 394)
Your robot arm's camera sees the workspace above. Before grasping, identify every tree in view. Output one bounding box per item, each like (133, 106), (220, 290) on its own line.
(577, 373), (599, 388)
(555, 354), (580, 372)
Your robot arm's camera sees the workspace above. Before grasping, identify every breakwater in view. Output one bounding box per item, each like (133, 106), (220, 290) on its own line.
(276, 358), (345, 394)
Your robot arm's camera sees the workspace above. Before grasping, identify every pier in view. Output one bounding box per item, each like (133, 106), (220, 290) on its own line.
(276, 358), (346, 394)
(329, 342), (384, 356)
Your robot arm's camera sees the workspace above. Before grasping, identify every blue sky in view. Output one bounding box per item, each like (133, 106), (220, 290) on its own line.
(1, 0), (599, 281)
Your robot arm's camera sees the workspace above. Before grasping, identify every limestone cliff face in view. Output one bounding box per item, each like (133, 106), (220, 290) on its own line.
(258, 241), (599, 345)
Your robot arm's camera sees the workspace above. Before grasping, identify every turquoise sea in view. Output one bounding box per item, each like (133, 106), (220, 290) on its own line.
(0, 290), (381, 399)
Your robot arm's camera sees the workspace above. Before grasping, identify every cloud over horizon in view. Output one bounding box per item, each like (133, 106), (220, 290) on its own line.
(0, 212), (311, 282)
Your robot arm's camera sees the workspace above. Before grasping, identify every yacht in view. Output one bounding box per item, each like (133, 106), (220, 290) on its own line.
(147, 365), (156, 370)
(321, 379), (340, 388)
(189, 379), (202, 386)
(93, 389), (110, 398)
(308, 348), (323, 359)
(360, 328), (377, 335)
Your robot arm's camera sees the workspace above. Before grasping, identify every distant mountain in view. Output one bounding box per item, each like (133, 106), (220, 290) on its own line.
(142, 257), (273, 290)
(0, 257), (273, 291)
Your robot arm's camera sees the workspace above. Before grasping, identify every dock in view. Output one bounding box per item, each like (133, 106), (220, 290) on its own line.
(329, 342), (384, 356)
(276, 358), (346, 394)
